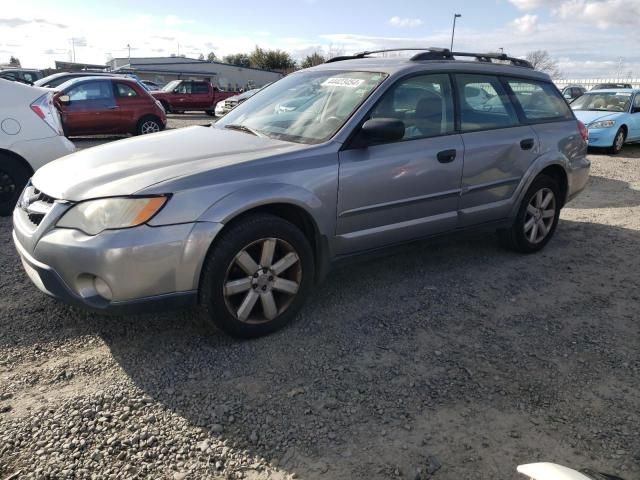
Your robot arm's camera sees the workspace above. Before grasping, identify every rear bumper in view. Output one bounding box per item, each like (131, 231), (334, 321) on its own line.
(9, 135), (75, 171)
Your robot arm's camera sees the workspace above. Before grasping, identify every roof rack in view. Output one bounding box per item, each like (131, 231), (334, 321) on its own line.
(325, 47), (534, 69)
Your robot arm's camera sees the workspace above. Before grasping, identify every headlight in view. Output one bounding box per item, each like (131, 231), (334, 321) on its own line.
(57, 196), (168, 235)
(589, 120), (616, 129)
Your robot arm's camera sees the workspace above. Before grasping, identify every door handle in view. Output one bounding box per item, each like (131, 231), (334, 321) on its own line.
(437, 149), (457, 163)
(520, 138), (535, 150)
(107, 105), (119, 110)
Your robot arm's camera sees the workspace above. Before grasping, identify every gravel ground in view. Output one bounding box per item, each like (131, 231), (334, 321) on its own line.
(1, 124), (639, 479)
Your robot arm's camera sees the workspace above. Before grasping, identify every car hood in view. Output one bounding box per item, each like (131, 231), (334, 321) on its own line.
(32, 126), (305, 201)
(572, 110), (624, 125)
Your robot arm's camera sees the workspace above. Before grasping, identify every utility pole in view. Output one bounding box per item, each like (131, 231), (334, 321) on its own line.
(127, 44), (131, 65)
(71, 38), (76, 62)
(450, 14), (461, 51)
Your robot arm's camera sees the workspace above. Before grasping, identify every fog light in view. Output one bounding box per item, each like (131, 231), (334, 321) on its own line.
(94, 277), (113, 301)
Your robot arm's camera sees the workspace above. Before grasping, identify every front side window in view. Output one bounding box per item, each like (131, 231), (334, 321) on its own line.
(507, 79), (573, 121)
(66, 81), (113, 101)
(162, 80), (181, 92)
(175, 82), (192, 94)
(115, 83), (138, 97)
(23, 72), (36, 83)
(571, 92), (632, 113)
(369, 73), (454, 140)
(455, 74), (519, 132)
(217, 70), (387, 144)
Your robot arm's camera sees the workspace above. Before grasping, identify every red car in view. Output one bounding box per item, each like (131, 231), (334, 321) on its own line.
(54, 77), (167, 136)
(151, 80), (237, 115)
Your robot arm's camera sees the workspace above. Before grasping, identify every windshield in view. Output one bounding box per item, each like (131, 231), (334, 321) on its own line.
(162, 80), (181, 92)
(571, 92), (632, 112)
(216, 70), (388, 144)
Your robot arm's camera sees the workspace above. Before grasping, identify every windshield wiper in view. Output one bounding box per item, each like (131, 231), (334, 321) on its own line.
(224, 124), (262, 137)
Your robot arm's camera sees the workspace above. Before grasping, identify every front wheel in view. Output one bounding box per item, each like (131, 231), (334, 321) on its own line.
(136, 116), (162, 135)
(609, 128), (626, 155)
(498, 174), (561, 253)
(199, 214), (314, 338)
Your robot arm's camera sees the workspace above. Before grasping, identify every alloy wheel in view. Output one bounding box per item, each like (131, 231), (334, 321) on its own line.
(614, 131), (625, 152)
(223, 237), (302, 324)
(140, 120), (160, 134)
(523, 187), (556, 244)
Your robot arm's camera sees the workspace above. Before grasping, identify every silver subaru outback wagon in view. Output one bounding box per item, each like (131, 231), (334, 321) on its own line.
(13, 48), (590, 337)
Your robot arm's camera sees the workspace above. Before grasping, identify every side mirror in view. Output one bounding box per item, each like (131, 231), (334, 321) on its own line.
(58, 95), (71, 105)
(359, 118), (405, 145)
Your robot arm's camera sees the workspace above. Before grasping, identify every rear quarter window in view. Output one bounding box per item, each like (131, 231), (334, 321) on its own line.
(507, 79), (574, 122)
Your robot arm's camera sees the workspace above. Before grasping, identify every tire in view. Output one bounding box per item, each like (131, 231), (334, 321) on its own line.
(0, 154), (31, 217)
(205, 110), (215, 117)
(498, 174), (561, 254)
(136, 116), (162, 135)
(199, 213), (315, 338)
(609, 127), (626, 155)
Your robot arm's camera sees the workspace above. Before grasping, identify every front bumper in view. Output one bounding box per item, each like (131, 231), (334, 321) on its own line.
(13, 205), (223, 314)
(586, 127), (617, 148)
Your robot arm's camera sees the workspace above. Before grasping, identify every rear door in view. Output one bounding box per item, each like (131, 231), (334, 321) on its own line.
(191, 82), (211, 109)
(59, 80), (117, 135)
(454, 73), (538, 227)
(337, 73), (464, 254)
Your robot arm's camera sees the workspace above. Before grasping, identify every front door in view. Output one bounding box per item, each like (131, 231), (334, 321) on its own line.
(173, 81), (192, 110)
(59, 80), (117, 135)
(336, 73), (464, 254)
(628, 94), (640, 140)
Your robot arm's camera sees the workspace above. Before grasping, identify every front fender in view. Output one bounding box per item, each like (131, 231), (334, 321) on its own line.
(197, 182), (332, 237)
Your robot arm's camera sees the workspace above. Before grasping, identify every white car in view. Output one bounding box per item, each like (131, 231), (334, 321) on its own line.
(0, 78), (75, 216)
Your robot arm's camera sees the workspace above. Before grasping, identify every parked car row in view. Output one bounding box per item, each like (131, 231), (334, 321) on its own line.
(10, 47), (591, 339)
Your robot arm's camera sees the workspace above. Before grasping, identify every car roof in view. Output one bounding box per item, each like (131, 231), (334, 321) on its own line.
(55, 75), (137, 90)
(586, 88), (639, 93)
(306, 56), (551, 81)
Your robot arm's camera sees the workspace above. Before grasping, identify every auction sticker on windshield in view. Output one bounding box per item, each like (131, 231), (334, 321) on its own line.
(321, 77), (365, 88)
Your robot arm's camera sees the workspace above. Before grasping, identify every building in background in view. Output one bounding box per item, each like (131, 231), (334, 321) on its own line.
(106, 57), (282, 91)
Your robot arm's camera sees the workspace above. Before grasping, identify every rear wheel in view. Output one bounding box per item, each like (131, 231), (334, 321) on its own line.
(498, 174), (561, 253)
(199, 214), (314, 338)
(0, 154), (31, 217)
(136, 116), (162, 135)
(609, 127), (626, 154)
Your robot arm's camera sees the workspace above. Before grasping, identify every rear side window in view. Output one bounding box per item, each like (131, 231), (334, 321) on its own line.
(507, 79), (573, 122)
(455, 74), (519, 132)
(115, 83), (138, 97)
(192, 82), (209, 94)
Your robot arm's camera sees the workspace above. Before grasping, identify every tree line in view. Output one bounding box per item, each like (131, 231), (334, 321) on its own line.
(198, 46), (328, 72)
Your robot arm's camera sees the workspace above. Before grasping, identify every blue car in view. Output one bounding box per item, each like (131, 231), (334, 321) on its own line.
(572, 89), (640, 154)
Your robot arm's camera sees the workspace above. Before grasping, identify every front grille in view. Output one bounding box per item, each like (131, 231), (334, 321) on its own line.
(21, 187), (57, 227)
